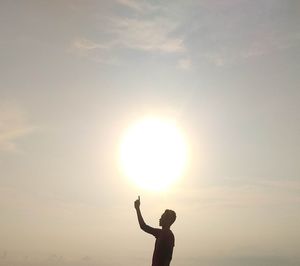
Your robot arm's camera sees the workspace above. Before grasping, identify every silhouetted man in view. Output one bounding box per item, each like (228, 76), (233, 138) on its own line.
(134, 196), (176, 266)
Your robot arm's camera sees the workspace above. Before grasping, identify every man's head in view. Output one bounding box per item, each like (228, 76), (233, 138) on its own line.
(159, 209), (176, 228)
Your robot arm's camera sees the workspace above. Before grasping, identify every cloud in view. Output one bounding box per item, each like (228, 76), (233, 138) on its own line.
(0, 102), (34, 152)
(69, 37), (120, 65)
(113, 0), (184, 53)
(71, 0), (300, 67)
(177, 58), (192, 70)
(81, 255), (91, 262)
(109, 17), (185, 53)
(72, 38), (108, 51)
(184, 0), (300, 66)
(116, 0), (143, 12)
(71, 17), (184, 55)
(175, 178), (300, 209)
(116, 0), (158, 13)
(70, 1), (185, 64)
(201, 53), (225, 67)
(241, 31), (300, 59)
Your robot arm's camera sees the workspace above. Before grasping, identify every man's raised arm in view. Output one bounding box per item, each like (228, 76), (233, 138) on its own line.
(134, 196), (159, 236)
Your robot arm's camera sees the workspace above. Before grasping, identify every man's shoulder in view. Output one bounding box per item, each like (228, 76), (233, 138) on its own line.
(164, 229), (174, 235)
(160, 229), (175, 247)
(161, 229), (174, 239)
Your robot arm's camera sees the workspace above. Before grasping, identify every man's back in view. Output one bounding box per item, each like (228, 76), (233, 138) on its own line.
(152, 228), (175, 266)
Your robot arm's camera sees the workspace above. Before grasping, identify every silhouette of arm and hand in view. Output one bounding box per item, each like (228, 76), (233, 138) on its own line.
(134, 196), (160, 236)
(134, 196), (176, 266)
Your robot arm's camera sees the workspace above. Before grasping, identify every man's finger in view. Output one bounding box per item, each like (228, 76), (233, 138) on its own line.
(138, 195), (140, 201)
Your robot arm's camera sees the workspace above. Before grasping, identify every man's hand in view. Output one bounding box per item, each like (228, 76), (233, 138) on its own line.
(134, 196), (140, 210)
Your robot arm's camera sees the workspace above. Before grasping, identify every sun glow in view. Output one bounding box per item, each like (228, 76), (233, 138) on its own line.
(120, 117), (188, 191)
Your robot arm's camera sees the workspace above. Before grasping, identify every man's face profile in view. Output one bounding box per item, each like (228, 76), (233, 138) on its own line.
(159, 212), (166, 227)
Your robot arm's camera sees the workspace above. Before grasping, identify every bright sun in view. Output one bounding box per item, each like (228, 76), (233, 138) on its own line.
(119, 117), (188, 191)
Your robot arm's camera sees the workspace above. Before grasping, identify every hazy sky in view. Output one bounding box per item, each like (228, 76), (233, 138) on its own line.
(0, 1), (299, 265)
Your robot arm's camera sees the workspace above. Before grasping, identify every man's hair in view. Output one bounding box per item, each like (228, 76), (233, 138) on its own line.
(165, 209), (176, 226)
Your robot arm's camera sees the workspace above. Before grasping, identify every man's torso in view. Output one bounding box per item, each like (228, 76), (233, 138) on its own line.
(152, 229), (174, 266)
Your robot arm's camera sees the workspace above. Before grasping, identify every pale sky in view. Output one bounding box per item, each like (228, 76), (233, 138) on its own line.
(0, 1), (300, 266)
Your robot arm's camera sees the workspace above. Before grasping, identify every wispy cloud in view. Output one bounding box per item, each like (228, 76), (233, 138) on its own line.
(175, 179), (300, 209)
(70, 1), (185, 64)
(72, 38), (109, 51)
(116, 0), (158, 13)
(0, 102), (34, 152)
(116, 0), (143, 12)
(241, 31), (300, 59)
(193, 28), (300, 67)
(71, 18), (184, 55)
(109, 17), (185, 53)
(177, 58), (192, 70)
(185, 0), (300, 66)
(71, 0), (299, 67)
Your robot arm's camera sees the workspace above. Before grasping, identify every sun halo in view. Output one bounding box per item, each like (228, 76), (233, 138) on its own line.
(119, 117), (188, 191)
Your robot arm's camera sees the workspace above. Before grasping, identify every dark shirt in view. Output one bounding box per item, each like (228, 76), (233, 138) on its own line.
(152, 229), (174, 266)
(148, 228), (175, 266)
